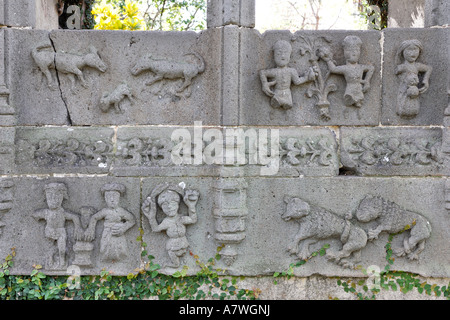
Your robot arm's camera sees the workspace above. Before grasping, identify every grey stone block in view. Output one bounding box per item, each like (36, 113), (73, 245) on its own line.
(14, 126), (115, 174)
(0, 127), (14, 174)
(425, 0), (450, 27)
(0, 177), (141, 275)
(382, 28), (449, 125)
(7, 29), (70, 125)
(113, 125), (339, 177)
(207, 0), (255, 28)
(48, 29), (222, 126)
(11, 28), (222, 126)
(239, 29), (382, 126)
(0, 0), (36, 28)
(0, 0), (59, 29)
(340, 127), (448, 176)
(140, 176), (450, 278)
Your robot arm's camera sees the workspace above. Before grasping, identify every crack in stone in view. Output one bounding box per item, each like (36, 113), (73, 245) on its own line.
(48, 33), (73, 126)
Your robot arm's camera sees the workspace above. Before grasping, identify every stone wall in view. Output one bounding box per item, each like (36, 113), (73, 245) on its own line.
(0, 0), (449, 300)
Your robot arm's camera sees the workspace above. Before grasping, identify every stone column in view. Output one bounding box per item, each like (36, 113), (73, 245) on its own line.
(207, 0), (255, 126)
(0, 0), (59, 30)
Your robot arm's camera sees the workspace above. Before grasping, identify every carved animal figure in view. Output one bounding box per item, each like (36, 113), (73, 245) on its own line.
(282, 197), (367, 268)
(130, 52), (205, 97)
(31, 44), (107, 91)
(99, 82), (135, 114)
(355, 195), (432, 260)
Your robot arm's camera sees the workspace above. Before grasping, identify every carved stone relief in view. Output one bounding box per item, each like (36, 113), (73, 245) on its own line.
(341, 127), (447, 176)
(282, 193), (432, 269)
(213, 178), (248, 266)
(319, 35), (374, 120)
(394, 40), (432, 119)
(244, 30), (381, 125)
(0, 179), (14, 236)
(33, 182), (83, 270)
(142, 183), (199, 268)
(355, 195), (432, 261)
(131, 52), (205, 98)
(14, 127), (115, 174)
(99, 82), (135, 114)
(282, 196), (367, 269)
(259, 39), (317, 119)
(84, 183), (136, 263)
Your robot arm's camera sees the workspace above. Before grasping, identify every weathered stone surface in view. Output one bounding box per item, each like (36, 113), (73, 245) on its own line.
(340, 127), (448, 176)
(388, 0), (426, 28)
(14, 126), (115, 174)
(0, 127), (14, 174)
(140, 177), (450, 278)
(0, 0), (59, 30)
(49, 29), (222, 126)
(7, 29), (69, 125)
(0, 29), (14, 126)
(113, 125), (339, 177)
(425, 0), (450, 27)
(11, 28), (222, 126)
(0, 177), (141, 276)
(382, 28), (449, 125)
(239, 29), (382, 126)
(207, 0), (255, 28)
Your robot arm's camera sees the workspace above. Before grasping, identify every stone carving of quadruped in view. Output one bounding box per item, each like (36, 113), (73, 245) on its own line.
(31, 44), (107, 91)
(99, 82), (135, 114)
(260, 40), (318, 119)
(131, 52), (205, 98)
(395, 40), (432, 119)
(282, 196), (367, 269)
(319, 35), (374, 120)
(33, 182), (83, 270)
(142, 183), (199, 268)
(84, 183), (136, 263)
(355, 195), (432, 260)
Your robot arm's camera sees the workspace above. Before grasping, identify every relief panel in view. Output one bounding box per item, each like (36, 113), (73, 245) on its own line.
(240, 29), (381, 126)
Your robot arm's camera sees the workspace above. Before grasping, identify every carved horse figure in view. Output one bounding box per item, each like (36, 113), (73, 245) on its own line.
(32, 44), (107, 91)
(131, 52), (205, 98)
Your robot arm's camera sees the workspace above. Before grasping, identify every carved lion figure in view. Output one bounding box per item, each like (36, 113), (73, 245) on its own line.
(282, 196), (367, 269)
(355, 195), (432, 260)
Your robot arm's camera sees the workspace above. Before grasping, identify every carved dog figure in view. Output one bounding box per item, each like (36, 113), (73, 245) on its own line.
(99, 82), (135, 114)
(131, 52), (205, 97)
(355, 195), (432, 260)
(32, 44), (107, 91)
(282, 197), (367, 268)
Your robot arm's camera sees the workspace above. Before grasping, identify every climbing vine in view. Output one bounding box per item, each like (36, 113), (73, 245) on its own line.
(0, 236), (258, 300)
(336, 225), (450, 300)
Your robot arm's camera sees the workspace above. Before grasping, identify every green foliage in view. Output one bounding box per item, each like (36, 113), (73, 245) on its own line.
(93, 0), (206, 31)
(272, 244), (330, 284)
(356, 0), (388, 30)
(0, 240), (257, 300)
(335, 225), (450, 300)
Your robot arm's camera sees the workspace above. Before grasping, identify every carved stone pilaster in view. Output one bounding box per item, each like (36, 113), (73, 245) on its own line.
(213, 177), (248, 266)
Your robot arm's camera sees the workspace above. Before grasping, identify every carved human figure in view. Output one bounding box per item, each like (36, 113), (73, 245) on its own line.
(320, 36), (374, 119)
(395, 40), (432, 119)
(260, 40), (318, 118)
(33, 182), (83, 270)
(355, 195), (432, 260)
(84, 183), (135, 262)
(142, 184), (199, 268)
